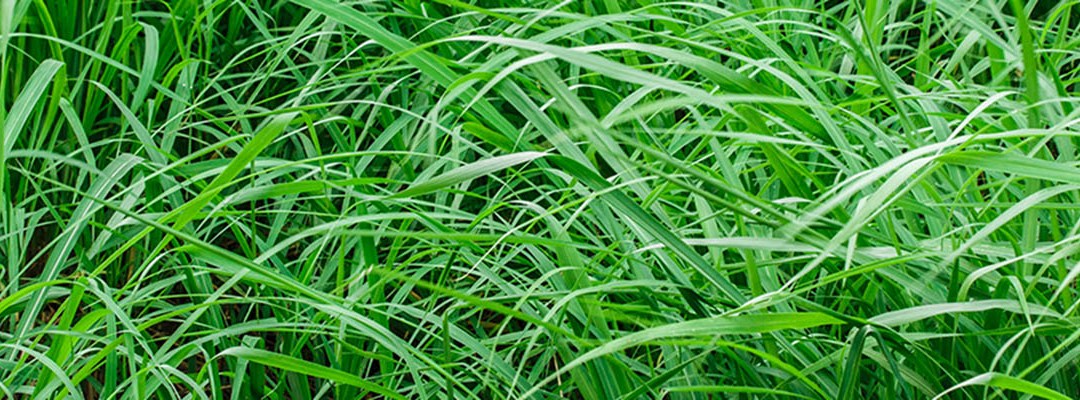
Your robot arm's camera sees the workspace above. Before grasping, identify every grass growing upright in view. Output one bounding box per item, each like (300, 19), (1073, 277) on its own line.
(3, 0), (1080, 398)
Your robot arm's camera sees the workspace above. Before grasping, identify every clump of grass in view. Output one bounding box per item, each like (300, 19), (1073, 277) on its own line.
(2, 0), (1080, 398)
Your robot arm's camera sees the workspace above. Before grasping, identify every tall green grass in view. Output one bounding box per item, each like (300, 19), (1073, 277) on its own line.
(2, 0), (1080, 398)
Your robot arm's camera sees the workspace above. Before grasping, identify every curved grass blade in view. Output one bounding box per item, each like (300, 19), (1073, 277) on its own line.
(218, 347), (404, 399)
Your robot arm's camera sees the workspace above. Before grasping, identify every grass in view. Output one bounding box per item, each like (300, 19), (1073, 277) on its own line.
(2, 0), (1080, 398)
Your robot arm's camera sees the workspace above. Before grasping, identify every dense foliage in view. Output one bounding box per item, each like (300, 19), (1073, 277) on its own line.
(2, 0), (1080, 398)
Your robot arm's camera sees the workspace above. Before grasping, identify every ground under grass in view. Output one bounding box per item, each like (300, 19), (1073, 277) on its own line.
(2, 0), (1080, 398)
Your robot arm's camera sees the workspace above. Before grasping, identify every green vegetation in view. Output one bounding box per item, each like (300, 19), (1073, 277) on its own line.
(3, 0), (1080, 398)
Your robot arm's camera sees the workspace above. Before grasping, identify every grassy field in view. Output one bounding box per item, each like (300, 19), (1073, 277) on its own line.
(2, 0), (1080, 398)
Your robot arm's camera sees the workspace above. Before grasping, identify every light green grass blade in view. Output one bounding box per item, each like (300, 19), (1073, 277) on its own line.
(218, 347), (404, 399)
(934, 372), (1070, 400)
(2, 59), (61, 155)
(519, 312), (843, 399)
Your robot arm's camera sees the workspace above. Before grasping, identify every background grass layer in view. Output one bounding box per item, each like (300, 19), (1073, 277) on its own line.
(2, 0), (1080, 398)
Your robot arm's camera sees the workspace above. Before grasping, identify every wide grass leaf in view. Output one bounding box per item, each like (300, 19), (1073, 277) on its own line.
(937, 151), (1080, 184)
(389, 151), (546, 199)
(218, 347), (404, 399)
(519, 312), (843, 399)
(869, 300), (1059, 327)
(934, 373), (1070, 400)
(2, 59), (62, 155)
